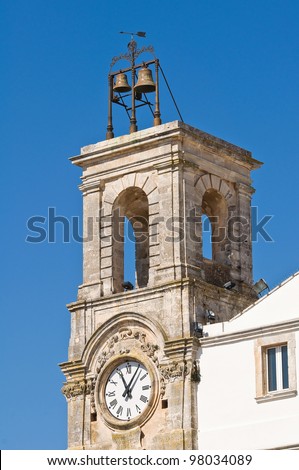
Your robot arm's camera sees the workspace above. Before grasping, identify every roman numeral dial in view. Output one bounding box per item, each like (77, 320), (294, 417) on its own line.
(104, 360), (152, 421)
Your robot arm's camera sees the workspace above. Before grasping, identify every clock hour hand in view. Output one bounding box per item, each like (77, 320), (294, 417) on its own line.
(122, 364), (140, 398)
(117, 370), (129, 391)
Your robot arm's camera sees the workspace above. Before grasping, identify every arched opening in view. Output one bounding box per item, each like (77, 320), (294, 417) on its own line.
(202, 214), (212, 260)
(112, 187), (149, 293)
(124, 217), (136, 287)
(202, 189), (228, 265)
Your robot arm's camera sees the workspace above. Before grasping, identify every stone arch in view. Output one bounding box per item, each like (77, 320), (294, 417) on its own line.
(112, 186), (149, 292)
(202, 188), (228, 264)
(101, 172), (159, 294)
(195, 173), (235, 204)
(195, 174), (235, 265)
(103, 172), (159, 214)
(82, 312), (168, 375)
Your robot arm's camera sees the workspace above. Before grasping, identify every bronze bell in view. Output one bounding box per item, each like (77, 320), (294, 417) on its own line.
(113, 72), (131, 93)
(134, 66), (155, 93)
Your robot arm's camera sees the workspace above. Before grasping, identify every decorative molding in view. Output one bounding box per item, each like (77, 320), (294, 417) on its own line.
(96, 327), (159, 375)
(236, 182), (255, 197)
(201, 318), (299, 348)
(159, 360), (188, 380)
(61, 382), (83, 399)
(62, 378), (94, 400)
(141, 341), (159, 363)
(89, 377), (97, 414)
(78, 177), (102, 196)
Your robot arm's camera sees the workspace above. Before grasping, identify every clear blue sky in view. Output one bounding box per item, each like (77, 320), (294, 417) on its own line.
(1, 0), (298, 449)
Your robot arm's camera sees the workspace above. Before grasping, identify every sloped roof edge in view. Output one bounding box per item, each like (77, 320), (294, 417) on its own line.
(230, 271), (299, 323)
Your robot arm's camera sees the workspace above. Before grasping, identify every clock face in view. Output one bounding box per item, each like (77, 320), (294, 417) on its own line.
(104, 360), (152, 421)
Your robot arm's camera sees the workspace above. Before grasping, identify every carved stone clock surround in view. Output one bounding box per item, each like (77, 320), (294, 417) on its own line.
(61, 308), (201, 450)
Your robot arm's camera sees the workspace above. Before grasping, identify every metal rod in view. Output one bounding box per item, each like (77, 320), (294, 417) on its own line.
(106, 74), (114, 139)
(129, 48), (137, 133)
(127, 102), (153, 111)
(159, 64), (184, 122)
(118, 94), (131, 118)
(154, 59), (162, 126)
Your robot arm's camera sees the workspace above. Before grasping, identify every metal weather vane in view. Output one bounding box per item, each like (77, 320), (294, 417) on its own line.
(110, 32), (155, 70)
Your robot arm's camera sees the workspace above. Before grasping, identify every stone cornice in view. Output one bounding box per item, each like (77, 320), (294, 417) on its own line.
(68, 279), (189, 312)
(66, 299), (94, 312)
(67, 277), (252, 313)
(164, 337), (199, 359)
(200, 318), (299, 348)
(71, 129), (178, 167)
(59, 359), (85, 377)
(78, 177), (102, 195)
(236, 182), (256, 196)
(69, 121), (262, 171)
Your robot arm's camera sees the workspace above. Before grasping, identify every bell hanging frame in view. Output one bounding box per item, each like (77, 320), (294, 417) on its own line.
(106, 37), (162, 139)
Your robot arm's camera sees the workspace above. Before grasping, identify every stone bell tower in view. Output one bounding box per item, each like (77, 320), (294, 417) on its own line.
(60, 121), (262, 450)
(60, 37), (262, 450)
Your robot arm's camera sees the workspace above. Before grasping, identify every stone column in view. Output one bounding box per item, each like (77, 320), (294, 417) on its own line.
(62, 376), (88, 450)
(155, 148), (184, 283)
(183, 166), (202, 279)
(78, 179), (102, 300)
(236, 182), (255, 285)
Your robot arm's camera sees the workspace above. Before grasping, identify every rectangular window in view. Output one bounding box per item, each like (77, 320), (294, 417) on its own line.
(267, 345), (289, 392)
(255, 334), (296, 403)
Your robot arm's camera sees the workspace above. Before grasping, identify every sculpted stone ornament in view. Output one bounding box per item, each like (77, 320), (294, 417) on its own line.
(159, 360), (189, 381)
(97, 350), (115, 374)
(62, 379), (91, 400)
(86, 377), (97, 414)
(61, 374), (98, 402)
(96, 328), (159, 375)
(140, 342), (159, 363)
(158, 360), (190, 398)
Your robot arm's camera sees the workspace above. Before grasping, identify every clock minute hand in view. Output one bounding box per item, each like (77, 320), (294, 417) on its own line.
(127, 369), (142, 397)
(122, 364), (140, 398)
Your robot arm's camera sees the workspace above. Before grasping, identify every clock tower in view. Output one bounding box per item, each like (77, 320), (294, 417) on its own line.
(60, 35), (261, 450)
(60, 120), (262, 450)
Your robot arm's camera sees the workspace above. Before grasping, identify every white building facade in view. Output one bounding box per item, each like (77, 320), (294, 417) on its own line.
(197, 272), (299, 449)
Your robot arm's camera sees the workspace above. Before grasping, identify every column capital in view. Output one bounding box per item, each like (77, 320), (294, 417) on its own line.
(79, 176), (103, 196)
(236, 182), (255, 197)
